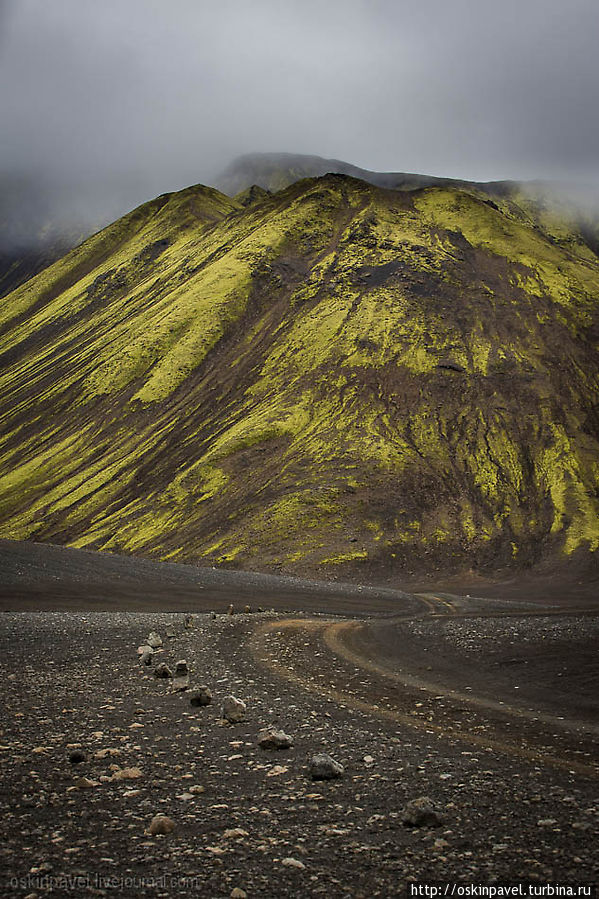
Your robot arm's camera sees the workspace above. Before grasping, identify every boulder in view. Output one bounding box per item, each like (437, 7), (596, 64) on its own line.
(258, 729), (293, 750)
(309, 753), (344, 780)
(147, 632), (163, 648)
(221, 696), (246, 723)
(190, 686), (212, 707)
(148, 814), (175, 835)
(68, 749), (86, 764)
(401, 796), (443, 827)
(154, 663), (173, 679)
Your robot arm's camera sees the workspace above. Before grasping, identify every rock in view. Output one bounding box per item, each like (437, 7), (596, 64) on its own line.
(147, 632), (163, 648)
(401, 796), (443, 827)
(184, 615), (193, 628)
(221, 695), (246, 723)
(148, 814), (175, 836)
(68, 750), (86, 764)
(110, 767), (143, 781)
(363, 754), (375, 767)
(154, 663), (173, 679)
(227, 604), (234, 615)
(172, 660), (189, 691)
(231, 889), (247, 899)
(243, 604), (251, 614)
(190, 686), (212, 707)
(223, 827), (249, 839)
(282, 857), (306, 869)
(138, 645), (154, 665)
(166, 629), (176, 640)
(309, 753), (344, 780)
(258, 729), (294, 750)
(94, 748), (120, 760)
(75, 776), (99, 789)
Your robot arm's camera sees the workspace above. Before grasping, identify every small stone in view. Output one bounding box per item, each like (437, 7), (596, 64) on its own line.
(227, 604), (234, 615)
(184, 615), (193, 629)
(166, 629), (176, 640)
(537, 819), (558, 826)
(110, 767), (143, 782)
(266, 765), (288, 777)
(282, 857), (305, 869)
(154, 663), (173, 679)
(310, 753), (344, 780)
(258, 729), (294, 750)
(68, 750), (86, 764)
(243, 605), (251, 614)
(222, 696), (246, 723)
(75, 776), (99, 789)
(231, 889), (247, 899)
(148, 814), (175, 836)
(147, 632), (163, 648)
(402, 796), (443, 827)
(363, 755), (375, 767)
(137, 644), (153, 656)
(94, 748), (120, 759)
(190, 686), (212, 707)
(223, 827), (249, 839)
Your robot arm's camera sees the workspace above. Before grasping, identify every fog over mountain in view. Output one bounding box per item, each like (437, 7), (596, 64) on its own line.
(2, 0), (599, 249)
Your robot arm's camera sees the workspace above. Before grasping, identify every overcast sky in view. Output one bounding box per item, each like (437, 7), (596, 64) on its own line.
(2, 0), (599, 229)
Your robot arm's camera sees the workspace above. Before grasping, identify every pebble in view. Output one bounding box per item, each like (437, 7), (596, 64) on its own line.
(110, 767), (143, 781)
(282, 857), (306, 869)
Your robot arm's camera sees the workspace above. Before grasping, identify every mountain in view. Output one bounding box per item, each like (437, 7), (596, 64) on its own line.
(0, 172), (598, 579)
(216, 152), (485, 196)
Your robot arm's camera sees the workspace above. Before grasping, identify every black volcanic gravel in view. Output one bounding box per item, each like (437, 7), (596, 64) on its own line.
(0, 611), (597, 898)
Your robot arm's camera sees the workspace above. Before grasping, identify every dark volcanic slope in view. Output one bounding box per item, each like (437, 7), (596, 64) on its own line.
(0, 539), (415, 614)
(0, 174), (598, 577)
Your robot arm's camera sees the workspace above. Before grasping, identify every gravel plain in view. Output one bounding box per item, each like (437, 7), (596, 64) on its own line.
(1, 606), (597, 898)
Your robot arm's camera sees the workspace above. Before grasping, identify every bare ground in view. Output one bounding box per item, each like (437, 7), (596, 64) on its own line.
(0, 542), (597, 897)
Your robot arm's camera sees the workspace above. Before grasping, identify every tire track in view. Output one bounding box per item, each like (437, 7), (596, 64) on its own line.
(249, 615), (599, 779)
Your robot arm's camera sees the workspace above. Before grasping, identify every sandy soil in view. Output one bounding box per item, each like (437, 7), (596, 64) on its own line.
(0, 542), (597, 897)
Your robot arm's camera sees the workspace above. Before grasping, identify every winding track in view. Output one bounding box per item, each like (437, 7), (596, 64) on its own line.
(248, 592), (599, 779)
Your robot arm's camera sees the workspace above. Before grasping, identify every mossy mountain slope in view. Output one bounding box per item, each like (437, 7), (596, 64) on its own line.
(0, 174), (598, 577)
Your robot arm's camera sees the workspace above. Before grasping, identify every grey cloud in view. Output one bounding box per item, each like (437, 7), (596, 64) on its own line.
(1, 0), (599, 240)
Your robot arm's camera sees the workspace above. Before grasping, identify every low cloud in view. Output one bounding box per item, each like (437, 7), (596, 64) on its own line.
(2, 0), (599, 241)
